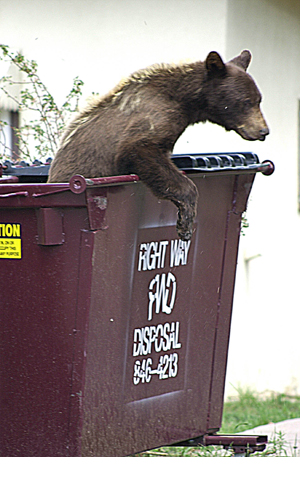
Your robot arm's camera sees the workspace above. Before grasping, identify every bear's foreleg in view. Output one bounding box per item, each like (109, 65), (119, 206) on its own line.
(116, 144), (198, 241)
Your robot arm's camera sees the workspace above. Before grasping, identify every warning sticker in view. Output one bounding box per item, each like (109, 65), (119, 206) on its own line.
(0, 224), (22, 259)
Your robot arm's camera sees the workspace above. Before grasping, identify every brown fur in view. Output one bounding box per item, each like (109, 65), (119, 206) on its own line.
(48, 50), (269, 240)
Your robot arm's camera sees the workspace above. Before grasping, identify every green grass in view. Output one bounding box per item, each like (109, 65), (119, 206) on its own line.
(220, 388), (300, 433)
(134, 389), (300, 457)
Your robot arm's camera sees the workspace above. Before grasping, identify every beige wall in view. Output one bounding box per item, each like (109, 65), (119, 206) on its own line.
(224, 0), (300, 397)
(0, 0), (227, 105)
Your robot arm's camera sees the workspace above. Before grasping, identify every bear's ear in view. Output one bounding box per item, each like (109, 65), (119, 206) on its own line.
(229, 50), (252, 71)
(205, 52), (226, 78)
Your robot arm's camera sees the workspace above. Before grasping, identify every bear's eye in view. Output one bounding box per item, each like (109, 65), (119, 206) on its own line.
(243, 100), (252, 110)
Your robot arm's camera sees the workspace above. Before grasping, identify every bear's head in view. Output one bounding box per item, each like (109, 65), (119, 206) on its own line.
(204, 50), (269, 141)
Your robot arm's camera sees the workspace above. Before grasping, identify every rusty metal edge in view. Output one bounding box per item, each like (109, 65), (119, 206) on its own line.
(172, 433), (268, 453)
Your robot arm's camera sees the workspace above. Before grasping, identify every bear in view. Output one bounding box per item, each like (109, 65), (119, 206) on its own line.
(48, 50), (269, 241)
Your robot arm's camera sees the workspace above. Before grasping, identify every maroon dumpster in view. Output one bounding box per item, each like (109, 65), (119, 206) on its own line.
(0, 153), (274, 456)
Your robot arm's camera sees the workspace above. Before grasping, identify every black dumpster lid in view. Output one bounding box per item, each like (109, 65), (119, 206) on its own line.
(0, 159), (51, 183)
(0, 152), (274, 184)
(172, 152), (274, 175)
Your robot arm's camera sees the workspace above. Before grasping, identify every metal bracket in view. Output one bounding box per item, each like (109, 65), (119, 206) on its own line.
(173, 434), (268, 456)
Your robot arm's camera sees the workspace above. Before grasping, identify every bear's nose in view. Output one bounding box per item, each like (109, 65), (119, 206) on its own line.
(260, 127), (269, 137)
(259, 127), (269, 140)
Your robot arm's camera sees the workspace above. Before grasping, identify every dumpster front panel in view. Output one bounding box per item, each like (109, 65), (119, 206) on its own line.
(0, 204), (92, 456)
(79, 173), (254, 456)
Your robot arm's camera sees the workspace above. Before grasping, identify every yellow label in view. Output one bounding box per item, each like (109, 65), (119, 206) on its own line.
(0, 224), (22, 259)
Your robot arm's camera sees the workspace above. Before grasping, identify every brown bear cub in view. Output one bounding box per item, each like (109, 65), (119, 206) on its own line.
(48, 50), (269, 240)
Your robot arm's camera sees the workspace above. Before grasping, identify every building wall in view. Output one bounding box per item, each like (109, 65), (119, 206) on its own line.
(0, 0), (299, 397)
(224, 0), (300, 397)
(0, 0), (227, 107)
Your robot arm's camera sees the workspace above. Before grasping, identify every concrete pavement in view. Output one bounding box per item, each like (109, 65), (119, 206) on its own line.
(238, 418), (300, 456)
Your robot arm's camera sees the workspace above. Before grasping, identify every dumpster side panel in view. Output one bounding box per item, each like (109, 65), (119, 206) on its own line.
(81, 175), (242, 456)
(0, 206), (90, 456)
(207, 174), (255, 432)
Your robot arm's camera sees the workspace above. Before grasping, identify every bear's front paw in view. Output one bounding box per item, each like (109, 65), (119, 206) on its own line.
(176, 222), (194, 241)
(176, 210), (195, 241)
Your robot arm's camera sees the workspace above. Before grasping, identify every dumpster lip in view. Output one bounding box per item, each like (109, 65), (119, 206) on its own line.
(0, 159), (274, 197)
(0, 174), (140, 199)
(0, 152), (275, 201)
(0, 152), (275, 192)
